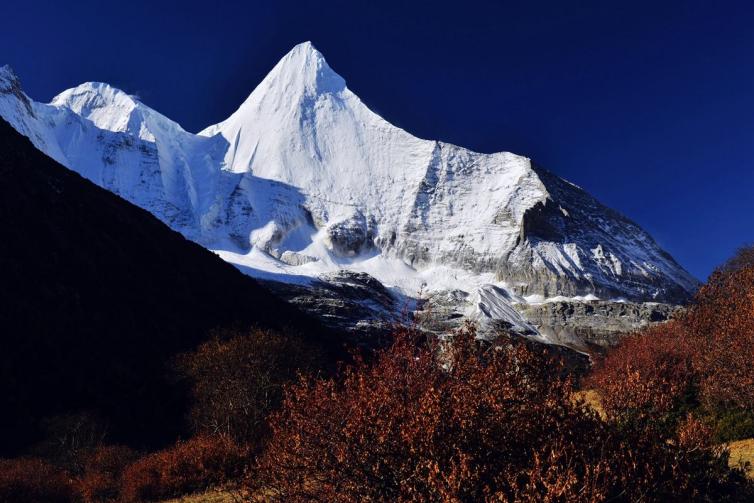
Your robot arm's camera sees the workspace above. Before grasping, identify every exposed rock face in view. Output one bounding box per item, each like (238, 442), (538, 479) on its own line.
(325, 212), (375, 257)
(279, 250), (318, 266)
(272, 271), (680, 358)
(0, 66), (33, 115)
(414, 286), (538, 338)
(261, 271), (402, 345)
(498, 166), (696, 304)
(517, 301), (681, 352)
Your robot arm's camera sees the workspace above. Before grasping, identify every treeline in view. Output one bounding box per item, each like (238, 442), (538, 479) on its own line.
(3, 248), (754, 502)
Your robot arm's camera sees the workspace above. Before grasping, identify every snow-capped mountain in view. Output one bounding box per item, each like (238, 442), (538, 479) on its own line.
(0, 43), (698, 341)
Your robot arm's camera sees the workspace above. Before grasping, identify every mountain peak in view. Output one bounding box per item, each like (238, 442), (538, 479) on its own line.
(0, 65), (34, 116)
(50, 82), (151, 139)
(1, 47), (699, 314)
(0, 65), (25, 97)
(51, 81), (138, 113)
(283, 41), (327, 68)
(198, 42), (347, 138)
(0, 65), (20, 86)
(261, 41), (345, 97)
(51, 82), (185, 140)
(289, 40), (320, 57)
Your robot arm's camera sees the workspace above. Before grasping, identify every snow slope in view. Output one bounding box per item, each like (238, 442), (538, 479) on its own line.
(0, 44), (699, 336)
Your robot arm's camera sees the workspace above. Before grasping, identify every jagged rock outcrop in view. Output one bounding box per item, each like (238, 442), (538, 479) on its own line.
(498, 166), (696, 304)
(261, 271), (400, 344)
(517, 301), (681, 352)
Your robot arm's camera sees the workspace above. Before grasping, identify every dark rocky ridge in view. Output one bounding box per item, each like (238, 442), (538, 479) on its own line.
(261, 270), (402, 346)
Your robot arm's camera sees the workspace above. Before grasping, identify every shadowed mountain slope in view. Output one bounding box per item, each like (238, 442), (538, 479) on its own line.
(0, 119), (337, 455)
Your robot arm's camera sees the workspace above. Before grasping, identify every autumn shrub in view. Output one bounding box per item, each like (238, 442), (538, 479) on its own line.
(588, 245), (754, 441)
(173, 327), (325, 446)
(119, 434), (247, 502)
(75, 445), (137, 503)
(683, 246), (754, 409)
(253, 325), (751, 502)
(0, 457), (77, 503)
(586, 322), (698, 435)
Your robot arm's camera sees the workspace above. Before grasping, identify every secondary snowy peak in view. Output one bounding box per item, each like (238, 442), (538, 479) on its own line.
(51, 82), (187, 142)
(0, 44), (699, 313)
(0, 71), (224, 237)
(52, 82), (140, 126)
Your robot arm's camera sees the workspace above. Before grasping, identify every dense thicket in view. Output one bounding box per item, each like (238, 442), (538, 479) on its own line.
(0, 328), (326, 502)
(0, 457), (77, 503)
(253, 326), (751, 502)
(0, 119), (340, 455)
(118, 435), (247, 502)
(1, 321), (751, 501)
(0, 436), (244, 503)
(588, 245), (754, 442)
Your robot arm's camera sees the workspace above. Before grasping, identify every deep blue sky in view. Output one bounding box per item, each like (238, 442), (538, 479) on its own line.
(3, 0), (752, 279)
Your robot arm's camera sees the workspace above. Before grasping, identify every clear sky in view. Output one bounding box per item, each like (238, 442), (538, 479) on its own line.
(3, 0), (752, 279)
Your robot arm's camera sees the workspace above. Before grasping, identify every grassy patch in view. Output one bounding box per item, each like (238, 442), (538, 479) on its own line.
(727, 438), (754, 479)
(573, 389), (606, 420)
(160, 489), (239, 503)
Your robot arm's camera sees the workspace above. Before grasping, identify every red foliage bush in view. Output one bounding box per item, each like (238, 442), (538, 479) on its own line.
(587, 321), (697, 433)
(0, 457), (76, 503)
(76, 445), (137, 502)
(119, 434), (247, 502)
(253, 326), (750, 502)
(588, 246), (754, 440)
(684, 248), (754, 408)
